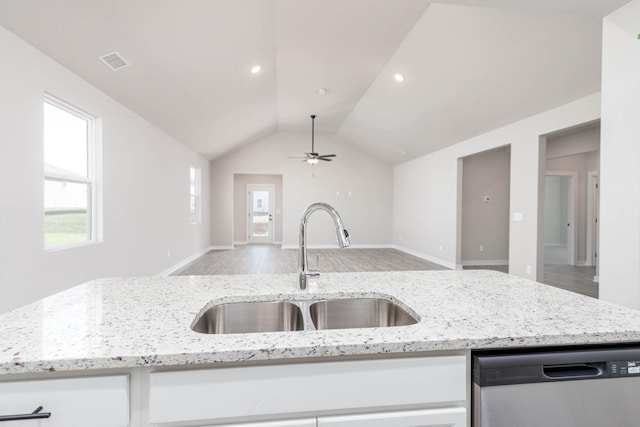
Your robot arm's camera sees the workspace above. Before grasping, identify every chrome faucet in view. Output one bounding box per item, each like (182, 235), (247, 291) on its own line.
(298, 202), (350, 290)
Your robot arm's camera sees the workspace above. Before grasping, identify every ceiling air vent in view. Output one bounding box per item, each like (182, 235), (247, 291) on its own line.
(98, 51), (130, 71)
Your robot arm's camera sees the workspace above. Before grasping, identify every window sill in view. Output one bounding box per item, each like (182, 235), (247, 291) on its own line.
(45, 240), (102, 253)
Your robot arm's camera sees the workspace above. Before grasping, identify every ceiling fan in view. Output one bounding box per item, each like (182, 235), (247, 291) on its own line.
(291, 115), (336, 164)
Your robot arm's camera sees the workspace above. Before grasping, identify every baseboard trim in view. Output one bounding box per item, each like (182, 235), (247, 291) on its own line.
(280, 244), (394, 250)
(157, 246), (218, 277)
(462, 260), (509, 266)
(392, 245), (454, 269)
(576, 261), (592, 267)
(236, 241), (282, 246)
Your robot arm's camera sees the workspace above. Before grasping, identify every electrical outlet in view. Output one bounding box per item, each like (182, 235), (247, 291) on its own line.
(167, 250), (171, 259)
(439, 244), (443, 252)
(526, 265), (532, 274)
(479, 245), (484, 252)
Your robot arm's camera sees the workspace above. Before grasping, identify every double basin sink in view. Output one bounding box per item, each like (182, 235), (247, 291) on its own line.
(192, 297), (419, 334)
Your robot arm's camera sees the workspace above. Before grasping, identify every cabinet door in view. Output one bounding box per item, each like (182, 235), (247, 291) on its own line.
(149, 355), (465, 423)
(210, 419), (316, 427)
(317, 407), (466, 427)
(0, 375), (129, 427)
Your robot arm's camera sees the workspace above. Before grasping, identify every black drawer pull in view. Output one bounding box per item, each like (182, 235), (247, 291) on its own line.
(0, 406), (51, 422)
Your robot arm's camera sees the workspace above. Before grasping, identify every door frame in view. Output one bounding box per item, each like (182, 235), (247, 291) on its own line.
(586, 171), (599, 269)
(544, 171), (578, 266)
(246, 184), (275, 244)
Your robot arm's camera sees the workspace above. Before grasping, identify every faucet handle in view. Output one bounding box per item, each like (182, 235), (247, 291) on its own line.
(343, 229), (350, 238)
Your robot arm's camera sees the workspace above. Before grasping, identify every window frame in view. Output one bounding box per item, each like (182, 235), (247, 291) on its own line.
(189, 165), (201, 224)
(43, 94), (98, 251)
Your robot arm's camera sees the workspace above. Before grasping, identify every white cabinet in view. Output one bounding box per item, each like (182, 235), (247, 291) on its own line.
(149, 355), (466, 426)
(318, 408), (466, 427)
(209, 408), (466, 427)
(212, 419), (316, 427)
(0, 375), (129, 426)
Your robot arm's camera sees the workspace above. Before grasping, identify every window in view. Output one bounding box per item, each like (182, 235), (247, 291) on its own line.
(44, 95), (97, 249)
(189, 165), (201, 224)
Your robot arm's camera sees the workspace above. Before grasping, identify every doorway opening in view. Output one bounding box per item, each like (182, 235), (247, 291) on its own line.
(540, 122), (600, 297)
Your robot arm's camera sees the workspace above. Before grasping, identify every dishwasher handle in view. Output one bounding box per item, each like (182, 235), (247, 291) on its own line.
(543, 363), (604, 379)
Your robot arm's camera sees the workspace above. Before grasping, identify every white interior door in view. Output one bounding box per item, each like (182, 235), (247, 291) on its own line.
(247, 184), (274, 244)
(543, 174), (576, 266)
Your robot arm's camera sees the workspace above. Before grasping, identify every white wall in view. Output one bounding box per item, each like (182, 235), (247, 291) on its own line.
(0, 26), (210, 313)
(394, 93), (600, 275)
(460, 147), (510, 265)
(546, 124), (600, 159)
(210, 132), (393, 248)
(600, 0), (640, 309)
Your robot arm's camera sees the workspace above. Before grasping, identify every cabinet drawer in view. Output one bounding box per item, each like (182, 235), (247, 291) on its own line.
(210, 419), (316, 427)
(149, 355), (466, 424)
(0, 375), (129, 426)
(318, 407), (466, 427)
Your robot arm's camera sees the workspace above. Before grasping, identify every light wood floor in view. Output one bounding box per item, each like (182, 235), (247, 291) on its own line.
(463, 264), (598, 298)
(174, 245), (598, 298)
(173, 245), (446, 275)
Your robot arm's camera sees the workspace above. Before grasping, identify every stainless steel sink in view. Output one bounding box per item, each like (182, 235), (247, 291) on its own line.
(310, 298), (418, 330)
(192, 297), (418, 334)
(192, 301), (304, 334)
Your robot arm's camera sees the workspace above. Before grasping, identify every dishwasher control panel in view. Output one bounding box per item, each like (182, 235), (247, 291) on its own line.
(609, 361), (640, 376)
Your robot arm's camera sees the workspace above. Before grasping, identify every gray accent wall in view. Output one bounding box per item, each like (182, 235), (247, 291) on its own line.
(461, 147), (510, 265)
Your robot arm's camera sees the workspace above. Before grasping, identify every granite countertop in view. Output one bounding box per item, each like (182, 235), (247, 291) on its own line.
(2, 270), (640, 375)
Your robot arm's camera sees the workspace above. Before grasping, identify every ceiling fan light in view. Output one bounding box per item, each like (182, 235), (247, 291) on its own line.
(307, 158), (319, 165)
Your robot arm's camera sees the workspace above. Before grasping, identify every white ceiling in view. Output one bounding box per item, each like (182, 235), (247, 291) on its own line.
(0, 0), (629, 163)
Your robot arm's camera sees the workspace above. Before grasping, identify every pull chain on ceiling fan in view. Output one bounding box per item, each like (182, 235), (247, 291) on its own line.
(289, 115), (336, 164)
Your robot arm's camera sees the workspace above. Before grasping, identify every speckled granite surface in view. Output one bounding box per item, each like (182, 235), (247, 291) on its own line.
(2, 270), (640, 375)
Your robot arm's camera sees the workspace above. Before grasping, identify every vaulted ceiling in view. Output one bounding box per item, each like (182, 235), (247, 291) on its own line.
(0, 0), (629, 164)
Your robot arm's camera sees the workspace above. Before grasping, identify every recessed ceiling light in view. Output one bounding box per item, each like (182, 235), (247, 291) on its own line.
(318, 88), (328, 95)
(251, 65), (261, 74)
(395, 148), (407, 155)
(394, 73), (405, 82)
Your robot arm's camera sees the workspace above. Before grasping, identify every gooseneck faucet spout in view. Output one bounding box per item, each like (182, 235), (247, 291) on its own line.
(298, 202), (350, 290)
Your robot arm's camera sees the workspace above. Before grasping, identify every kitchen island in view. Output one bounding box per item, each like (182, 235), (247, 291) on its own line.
(2, 270), (640, 426)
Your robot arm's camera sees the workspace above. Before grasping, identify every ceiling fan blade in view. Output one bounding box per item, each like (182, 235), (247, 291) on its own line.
(319, 158), (332, 162)
(317, 154), (336, 159)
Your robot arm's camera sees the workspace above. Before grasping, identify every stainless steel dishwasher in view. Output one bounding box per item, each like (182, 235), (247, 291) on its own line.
(473, 346), (640, 427)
